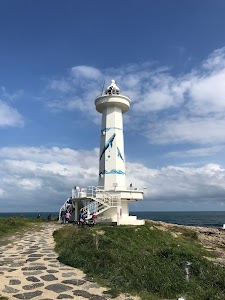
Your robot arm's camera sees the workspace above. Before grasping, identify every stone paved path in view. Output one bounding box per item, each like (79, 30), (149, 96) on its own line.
(0, 223), (137, 300)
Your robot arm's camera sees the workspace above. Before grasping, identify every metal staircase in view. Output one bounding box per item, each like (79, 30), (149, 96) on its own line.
(59, 187), (121, 222)
(80, 189), (121, 219)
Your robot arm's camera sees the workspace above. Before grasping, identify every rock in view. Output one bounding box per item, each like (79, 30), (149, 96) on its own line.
(61, 272), (76, 277)
(47, 269), (59, 273)
(73, 290), (93, 298)
(90, 296), (106, 300)
(41, 274), (58, 281)
(26, 276), (40, 282)
(9, 279), (21, 285)
(45, 284), (73, 293)
(2, 285), (20, 293)
(22, 283), (44, 290)
(23, 271), (44, 275)
(14, 291), (43, 299)
(22, 266), (47, 270)
(57, 294), (74, 299)
(61, 279), (86, 285)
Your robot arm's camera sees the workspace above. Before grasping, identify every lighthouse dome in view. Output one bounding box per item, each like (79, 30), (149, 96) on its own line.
(104, 79), (120, 95)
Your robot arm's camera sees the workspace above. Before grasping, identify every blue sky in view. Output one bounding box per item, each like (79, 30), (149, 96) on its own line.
(1, 0), (225, 212)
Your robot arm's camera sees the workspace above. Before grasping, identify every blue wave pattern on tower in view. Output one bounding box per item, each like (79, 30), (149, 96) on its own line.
(99, 169), (125, 175)
(101, 127), (122, 134)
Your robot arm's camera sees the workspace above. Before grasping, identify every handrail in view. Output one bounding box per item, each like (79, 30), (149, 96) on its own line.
(80, 193), (121, 219)
(72, 185), (145, 200)
(58, 197), (71, 221)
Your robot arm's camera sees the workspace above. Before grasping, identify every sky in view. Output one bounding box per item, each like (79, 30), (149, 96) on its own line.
(1, 0), (225, 212)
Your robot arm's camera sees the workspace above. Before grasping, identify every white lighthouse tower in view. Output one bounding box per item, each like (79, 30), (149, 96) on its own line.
(96, 80), (128, 190)
(59, 80), (145, 225)
(94, 80), (144, 225)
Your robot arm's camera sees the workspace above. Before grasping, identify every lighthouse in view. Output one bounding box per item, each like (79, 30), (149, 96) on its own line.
(94, 80), (145, 225)
(95, 80), (129, 190)
(59, 80), (145, 225)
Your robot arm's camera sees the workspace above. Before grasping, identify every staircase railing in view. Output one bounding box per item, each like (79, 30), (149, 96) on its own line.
(80, 201), (106, 218)
(58, 197), (71, 221)
(60, 186), (123, 220)
(80, 192), (121, 219)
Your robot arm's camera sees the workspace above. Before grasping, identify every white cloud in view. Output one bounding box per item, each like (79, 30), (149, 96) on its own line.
(127, 162), (225, 202)
(188, 70), (225, 115)
(0, 100), (24, 127)
(0, 86), (23, 102)
(1, 147), (225, 212)
(47, 79), (72, 93)
(147, 117), (225, 145)
(202, 46), (225, 70)
(71, 66), (102, 80)
(0, 147), (99, 211)
(134, 91), (175, 112)
(0, 187), (6, 198)
(166, 145), (225, 158)
(3, 177), (43, 191)
(43, 46), (225, 148)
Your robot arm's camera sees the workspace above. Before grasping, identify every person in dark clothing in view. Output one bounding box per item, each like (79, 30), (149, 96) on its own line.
(47, 213), (52, 221)
(78, 211), (85, 227)
(60, 209), (66, 224)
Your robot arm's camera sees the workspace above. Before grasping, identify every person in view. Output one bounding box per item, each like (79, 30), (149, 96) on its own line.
(65, 211), (71, 223)
(92, 213), (97, 219)
(78, 211), (85, 226)
(61, 209), (66, 224)
(37, 214), (41, 219)
(47, 213), (52, 221)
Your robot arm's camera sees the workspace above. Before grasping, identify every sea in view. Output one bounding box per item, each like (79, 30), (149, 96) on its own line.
(133, 211), (225, 228)
(0, 211), (225, 228)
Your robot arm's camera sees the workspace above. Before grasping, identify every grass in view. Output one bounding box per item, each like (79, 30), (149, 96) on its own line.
(0, 216), (46, 239)
(54, 222), (225, 300)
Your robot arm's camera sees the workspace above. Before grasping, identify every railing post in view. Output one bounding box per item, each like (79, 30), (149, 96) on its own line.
(117, 206), (122, 225)
(75, 201), (78, 221)
(87, 199), (90, 219)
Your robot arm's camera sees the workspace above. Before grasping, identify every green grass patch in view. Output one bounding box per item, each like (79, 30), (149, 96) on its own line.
(54, 223), (225, 300)
(0, 217), (46, 239)
(0, 296), (8, 300)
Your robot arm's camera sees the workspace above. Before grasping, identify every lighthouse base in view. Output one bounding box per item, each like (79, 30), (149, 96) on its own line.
(97, 211), (145, 225)
(96, 201), (145, 225)
(59, 186), (145, 226)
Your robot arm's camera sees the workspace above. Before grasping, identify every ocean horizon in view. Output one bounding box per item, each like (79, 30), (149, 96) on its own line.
(0, 211), (225, 228)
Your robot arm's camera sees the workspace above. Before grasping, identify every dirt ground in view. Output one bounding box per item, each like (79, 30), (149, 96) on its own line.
(147, 220), (225, 266)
